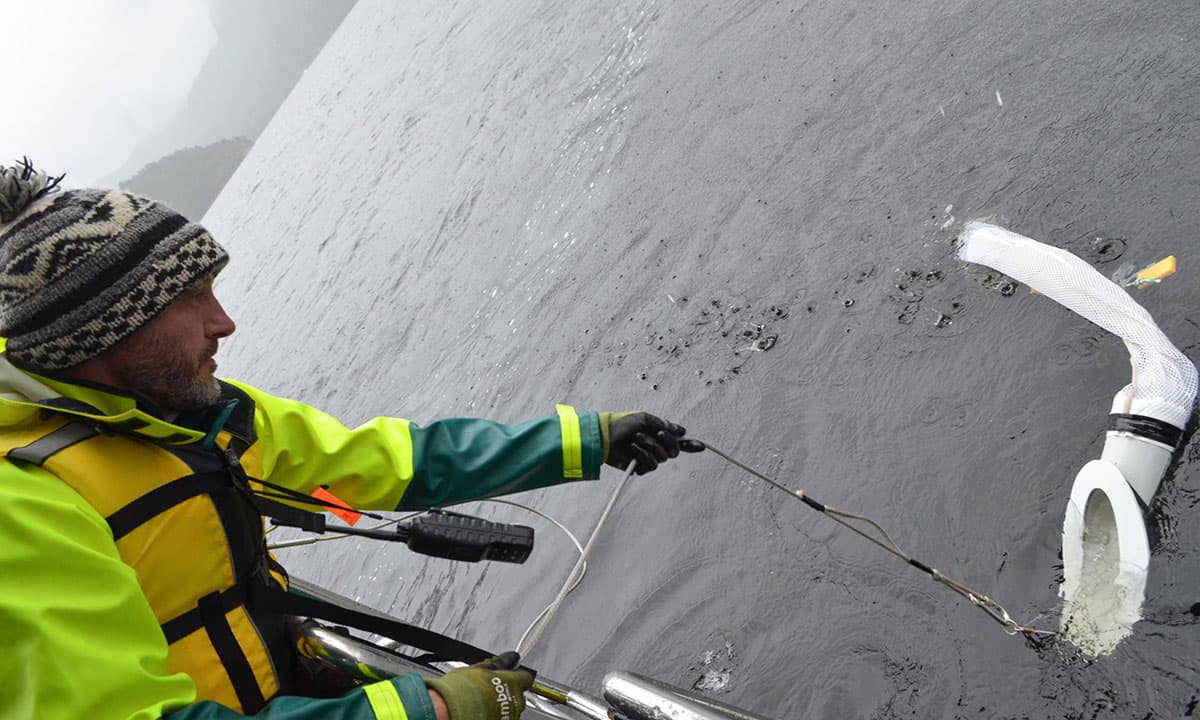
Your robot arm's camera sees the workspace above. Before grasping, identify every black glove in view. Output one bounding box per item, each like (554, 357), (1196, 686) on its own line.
(601, 412), (705, 475)
(425, 653), (533, 720)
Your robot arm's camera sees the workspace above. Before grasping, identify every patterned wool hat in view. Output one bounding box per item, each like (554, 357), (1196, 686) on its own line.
(0, 158), (229, 370)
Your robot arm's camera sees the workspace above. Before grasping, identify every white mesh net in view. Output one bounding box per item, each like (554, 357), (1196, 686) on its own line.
(957, 221), (1198, 429)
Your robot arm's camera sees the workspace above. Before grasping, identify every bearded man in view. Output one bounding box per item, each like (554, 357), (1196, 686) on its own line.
(0, 159), (700, 720)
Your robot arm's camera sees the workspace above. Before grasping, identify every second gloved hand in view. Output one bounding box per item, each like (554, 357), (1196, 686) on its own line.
(601, 412), (705, 475)
(425, 655), (533, 720)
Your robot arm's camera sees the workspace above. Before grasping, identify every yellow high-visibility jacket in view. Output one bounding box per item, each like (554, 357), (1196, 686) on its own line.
(0, 354), (603, 720)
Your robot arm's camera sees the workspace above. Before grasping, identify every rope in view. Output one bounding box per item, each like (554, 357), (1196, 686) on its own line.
(699, 440), (1056, 641)
(516, 460), (637, 657)
(265, 474), (625, 656)
(487, 499), (589, 652)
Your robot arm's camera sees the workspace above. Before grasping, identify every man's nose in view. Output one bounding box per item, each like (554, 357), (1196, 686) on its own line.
(208, 298), (237, 338)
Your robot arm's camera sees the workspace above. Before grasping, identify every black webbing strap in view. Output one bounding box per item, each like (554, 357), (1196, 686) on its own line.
(197, 592), (266, 713)
(162, 583), (249, 643)
(106, 472), (229, 541)
(247, 492), (329, 534)
(251, 583), (501, 667)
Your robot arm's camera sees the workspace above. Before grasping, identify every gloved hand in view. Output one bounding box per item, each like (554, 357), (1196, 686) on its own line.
(600, 412), (705, 475)
(426, 653), (533, 720)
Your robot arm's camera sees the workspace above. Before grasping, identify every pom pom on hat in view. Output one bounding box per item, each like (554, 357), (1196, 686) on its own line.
(0, 157), (64, 224)
(0, 158), (229, 370)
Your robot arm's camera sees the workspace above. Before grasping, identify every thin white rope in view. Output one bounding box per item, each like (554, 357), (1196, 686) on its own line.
(484, 498), (590, 655)
(266, 482), (620, 652)
(516, 461), (637, 657)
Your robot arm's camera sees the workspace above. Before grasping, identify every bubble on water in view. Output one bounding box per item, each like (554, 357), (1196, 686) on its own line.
(690, 640), (737, 694)
(693, 669), (731, 693)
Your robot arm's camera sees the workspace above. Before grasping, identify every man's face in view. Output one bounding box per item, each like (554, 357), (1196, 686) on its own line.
(106, 278), (237, 414)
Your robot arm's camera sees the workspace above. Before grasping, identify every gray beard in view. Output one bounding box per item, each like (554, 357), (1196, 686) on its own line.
(122, 361), (223, 415)
(109, 331), (223, 415)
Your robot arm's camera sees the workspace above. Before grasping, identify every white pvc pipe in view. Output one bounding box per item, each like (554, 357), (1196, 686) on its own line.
(957, 221), (1197, 655)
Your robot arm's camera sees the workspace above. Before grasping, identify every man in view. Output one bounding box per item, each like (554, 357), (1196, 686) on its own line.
(0, 159), (702, 720)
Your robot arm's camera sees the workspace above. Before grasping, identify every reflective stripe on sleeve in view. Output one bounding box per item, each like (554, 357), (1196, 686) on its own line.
(397, 418), (415, 482)
(363, 679), (409, 720)
(555, 404), (583, 478)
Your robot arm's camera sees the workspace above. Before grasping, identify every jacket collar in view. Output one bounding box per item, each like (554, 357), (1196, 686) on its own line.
(0, 352), (253, 445)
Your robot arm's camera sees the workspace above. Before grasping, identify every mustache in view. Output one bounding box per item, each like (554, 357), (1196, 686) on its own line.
(202, 341), (220, 361)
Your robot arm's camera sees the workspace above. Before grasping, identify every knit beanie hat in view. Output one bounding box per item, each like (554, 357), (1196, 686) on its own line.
(0, 158), (229, 370)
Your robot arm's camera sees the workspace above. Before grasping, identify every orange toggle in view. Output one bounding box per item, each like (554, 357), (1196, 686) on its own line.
(312, 486), (362, 526)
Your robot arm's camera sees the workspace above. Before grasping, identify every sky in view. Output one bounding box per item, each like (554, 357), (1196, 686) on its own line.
(1, 1), (217, 188)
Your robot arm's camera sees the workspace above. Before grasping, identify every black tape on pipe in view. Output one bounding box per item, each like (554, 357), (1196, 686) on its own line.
(1106, 413), (1183, 448)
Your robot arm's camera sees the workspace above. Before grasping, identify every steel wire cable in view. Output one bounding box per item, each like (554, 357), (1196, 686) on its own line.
(698, 439), (1056, 640)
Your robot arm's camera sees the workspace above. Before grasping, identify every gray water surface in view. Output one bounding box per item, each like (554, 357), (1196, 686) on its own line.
(204, 1), (1200, 717)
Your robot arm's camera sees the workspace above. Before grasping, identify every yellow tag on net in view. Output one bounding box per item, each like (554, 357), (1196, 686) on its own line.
(1135, 255), (1176, 285)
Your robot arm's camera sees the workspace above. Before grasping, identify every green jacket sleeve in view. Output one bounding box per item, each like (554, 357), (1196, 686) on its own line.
(168, 674), (436, 720)
(227, 380), (604, 511)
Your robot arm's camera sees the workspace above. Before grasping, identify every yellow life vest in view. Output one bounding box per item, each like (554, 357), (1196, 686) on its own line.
(0, 382), (292, 713)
